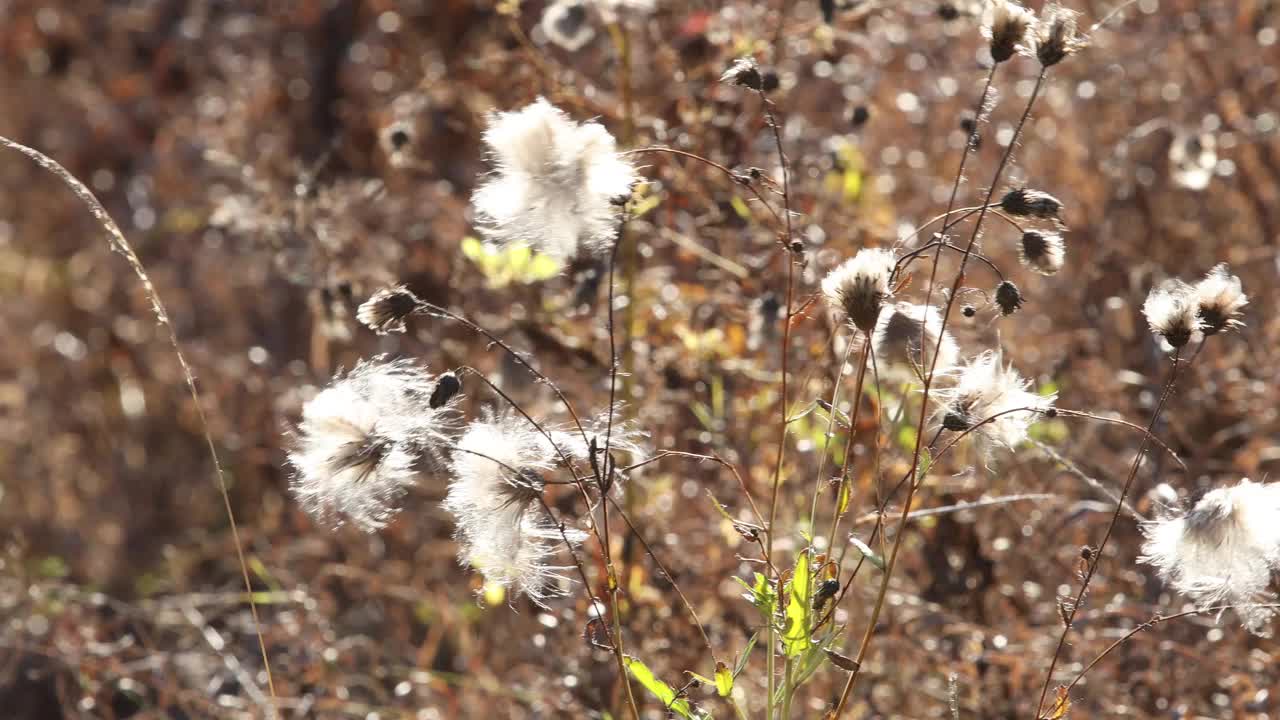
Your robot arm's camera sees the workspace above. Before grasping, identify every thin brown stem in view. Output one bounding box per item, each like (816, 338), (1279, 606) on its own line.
(0, 136), (279, 713)
(1032, 350), (1183, 718)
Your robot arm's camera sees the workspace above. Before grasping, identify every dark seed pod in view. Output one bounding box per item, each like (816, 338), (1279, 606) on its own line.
(429, 372), (462, 408)
(850, 105), (870, 128)
(995, 281), (1024, 316)
(999, 188), (1063, 220)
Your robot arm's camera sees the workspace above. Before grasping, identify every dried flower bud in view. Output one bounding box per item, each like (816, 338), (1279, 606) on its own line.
(1193, 263), (1248, 336)
(1036, 3), (1085, 67)
(1018, 230), (1066, 276)
(984, 0), (1035, 64)
(721, 57), (763, 90)
(999, 187), (1063, 221)
(995, 280), (1024, 315)
(358, 285), (421, 335)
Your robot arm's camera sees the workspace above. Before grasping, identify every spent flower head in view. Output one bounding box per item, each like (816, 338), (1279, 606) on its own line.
(999, 187), (1063, 221)
(872, 302), (959, 378)
(288, 358), (460, 530)
(936, 351), (1054, 452)
(1140, 479), (1280, 636)
(721, 57), (764, 90)
(541, 0), (595, 52)
(1018, 230), (1066, 275)
(1036, 3), (1085, 67)
(357, 285), (421, 335)
(1193, 263), (1248, 336)
(1143, 278), (1201, 350)
(471, 98), (637, 260)
(444, 414), (584, 605)
(820, 248), (897, 333)
(984, 0), (1035, 63)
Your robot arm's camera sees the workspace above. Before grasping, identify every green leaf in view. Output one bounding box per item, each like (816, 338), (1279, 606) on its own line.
(782, 552), (812, 657)
(631, 192), (661, 218)
(623, 656), (696, 718)
(848, 536), (886, 571)
(735, 572), (778, 621)
(714, 661), (733, 697)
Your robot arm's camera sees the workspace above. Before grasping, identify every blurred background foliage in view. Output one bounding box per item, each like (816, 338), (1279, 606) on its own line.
(1, 0), (1278, 717)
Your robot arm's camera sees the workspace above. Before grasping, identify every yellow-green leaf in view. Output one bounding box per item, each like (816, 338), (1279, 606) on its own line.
(782, 552), (812, 657)
(623, 656), (696, 718)
(459, 235), (563, 287)
(714, 661), (733, 697)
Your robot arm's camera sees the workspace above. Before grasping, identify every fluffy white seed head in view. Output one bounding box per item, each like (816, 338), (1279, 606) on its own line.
(471, 98), (637, 260)
(872, 302), (959, 379)
(1140, 479), (1280, 636)
(1143, 278), (1202, 350)
(288, 359), (459, 531)
(541, 0), (595, 51)
(443, 408), (643, 604)
(1193, 263), (1247, 336)
(935, 352), (1054, 452)
(821, 248), (897, 333)
(983, 0), (1035, 63)
(1018, 231), (1066, 276)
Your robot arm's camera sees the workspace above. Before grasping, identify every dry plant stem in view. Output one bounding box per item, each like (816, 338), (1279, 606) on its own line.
(1062, 603), (1280, 696)
(808, 337), (863, 540)
(824, 341), (872, 553)
(623, 146), (787, 229)
(411, 302), (591, 446)
(1032, 440), (1143, 520)
(759, 90), (796, 720)
(601, 230), (641, 720)
(603, 25), (640, 715)
(604, 496), (716, 659)
(832, 67), (1048, 720)
(1033, 351), (1184, 719)
(919, 64), (997, 366)
(0, 136), (280, 714)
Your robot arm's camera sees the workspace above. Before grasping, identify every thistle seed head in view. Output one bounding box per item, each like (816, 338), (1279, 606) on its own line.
(995, 280), (1024, 315)
(721, 57), (763, 91)
(357, 285), (421, 335)
(541, 0), (595, 52)
(984, 0), (1035, 63)
(1143, 278), (1202, 350)
(1036, 3), (1086, 67)
(1192, 263), (1248, 336)
(1018, 230), (1066, 276)
(820, 248), (897, 333)
(999, 187), (1064, 221)
(1140, 479), (1280, 636)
